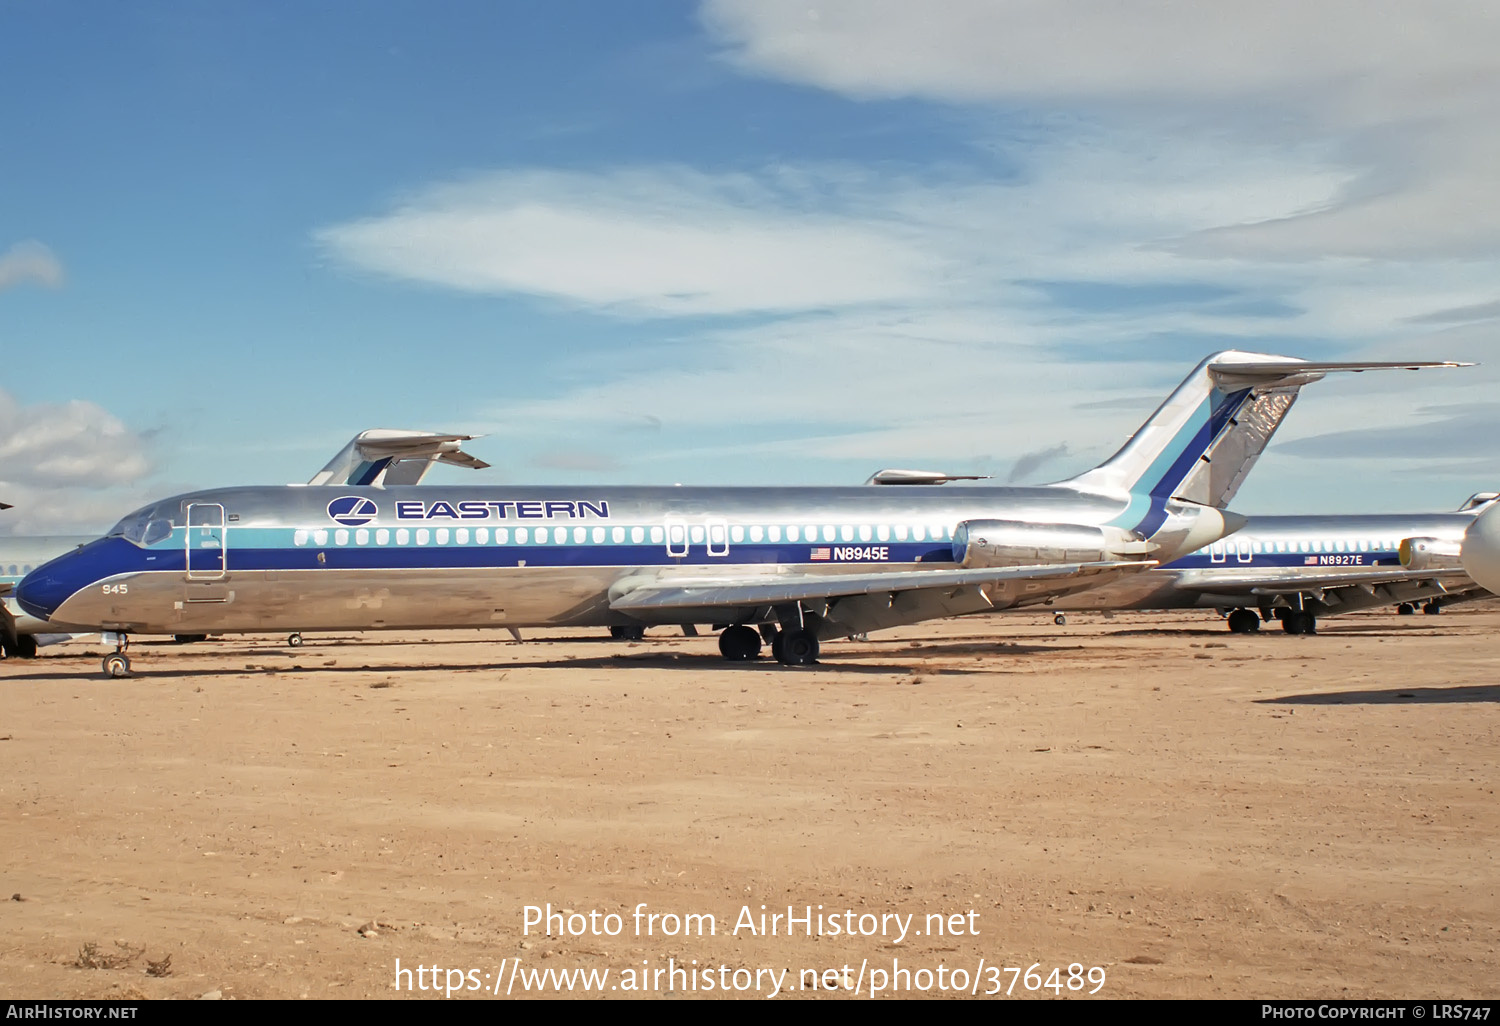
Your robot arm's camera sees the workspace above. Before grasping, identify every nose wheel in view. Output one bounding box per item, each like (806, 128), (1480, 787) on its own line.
(102, 634), (133, 678)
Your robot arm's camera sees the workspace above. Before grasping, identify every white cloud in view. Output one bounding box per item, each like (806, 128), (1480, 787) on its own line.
(315, 168), (949, 315)
(703, 0), (1500, 260)
(0, 390), (154, 535)
(0, 240), (63, 291)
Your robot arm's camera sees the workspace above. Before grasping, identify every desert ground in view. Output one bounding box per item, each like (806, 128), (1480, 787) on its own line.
(1, 604), (1496, 1001)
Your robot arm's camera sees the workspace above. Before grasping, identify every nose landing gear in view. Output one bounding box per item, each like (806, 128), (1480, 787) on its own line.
(102, 634), (132, 678)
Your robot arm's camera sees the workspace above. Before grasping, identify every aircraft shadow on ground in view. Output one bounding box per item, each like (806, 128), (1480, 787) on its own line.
(4, 653), (979, 681)
(1259, 685), (1500, 705)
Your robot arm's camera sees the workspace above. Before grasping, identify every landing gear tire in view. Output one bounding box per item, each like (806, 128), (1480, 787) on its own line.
(173, 634), (208, 644)
(1281, 610), (1317, 635)
(718, 624), (762, 661)
(776, 628), (820, 666)
(13, 634), (38, 658)
(1053, 613), (1067, 626)
(287, 633), (303, 647)
(609, 625), (646, 641)
(1423, 602), (1443, 615)
(1397, 603), (1415, 615)
(1227, 608), (1261, 634)
(770, 630), (785, 663)
(103, 653), (132, 678)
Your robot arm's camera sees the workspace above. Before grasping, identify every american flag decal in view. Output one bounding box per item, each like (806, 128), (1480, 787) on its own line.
(1304, 555), (1319, 565)
(810, 547), (831, 561)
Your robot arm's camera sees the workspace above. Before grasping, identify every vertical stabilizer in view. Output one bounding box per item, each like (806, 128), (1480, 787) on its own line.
(1064, 351), (1466, 538)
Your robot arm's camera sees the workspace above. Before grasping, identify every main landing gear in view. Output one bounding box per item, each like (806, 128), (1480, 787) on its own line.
(1225, 608), (1261, 634)
(1279, 609), (1317, 635)
(713, 614), (822, 666)
(609, 625), (646, 641)
(717, 624), (761, 661)
(102, 634), (132, 678)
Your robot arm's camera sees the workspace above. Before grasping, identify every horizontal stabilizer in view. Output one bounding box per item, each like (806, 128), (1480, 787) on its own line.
(864, 469), (991, 486)
(1207, 359), (1472, 390)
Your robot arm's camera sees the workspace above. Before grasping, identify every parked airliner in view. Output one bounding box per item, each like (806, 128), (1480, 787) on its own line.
(1045, 496), (1489, 633)
(16, 352), (1464, 676)
(867, 471), (1488, 634)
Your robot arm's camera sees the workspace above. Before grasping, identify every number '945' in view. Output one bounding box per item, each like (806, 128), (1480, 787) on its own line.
(101, 583), (128, 595)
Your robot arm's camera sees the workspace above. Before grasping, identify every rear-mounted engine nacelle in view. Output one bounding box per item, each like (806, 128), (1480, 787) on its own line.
(951, 519), (1145, 568)
(1398, 536), (1461, 571)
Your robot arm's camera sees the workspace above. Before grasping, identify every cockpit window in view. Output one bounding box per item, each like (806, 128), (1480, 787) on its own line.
(110, 509), (175, 547)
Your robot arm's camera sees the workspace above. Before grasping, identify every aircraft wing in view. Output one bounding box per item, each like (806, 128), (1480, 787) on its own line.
(611, 559), (1156, 636)
(1179, 567), (1472, 596)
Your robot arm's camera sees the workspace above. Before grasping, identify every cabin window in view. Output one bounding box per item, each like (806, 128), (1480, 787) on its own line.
(650, 526), (664, 544)
(709, 523), (726, 544)
(456, 528), (469, 545)
(911, 525), (926, 541)
(786, 526), (799, 542)
(515, 528), (528, 544)
(435, 529), (449, 545)
(612, 527), (625, 543)
(356, 529), (369, 545)
(396, 529), (410, 545)
(294, 530), (309, 546)
(749, 525), (763, 542)
(313, 530), (328, 546)
(578, 527), (590, 544)
(493, 528), (507, 544)
(895, 524), (908, 541)
(415, 529), (430, 545)
(768, 526), (781, 542)
(554, 527), (568, 544)
(876, 525), (889, 542)
(376, 529), (390, 545)
(690, 525), (705, 544)
(335, 530), (349, 546)
(476, 528), (489, 544)
(730, 525), (744, 543)
(631, 526), (645, 544)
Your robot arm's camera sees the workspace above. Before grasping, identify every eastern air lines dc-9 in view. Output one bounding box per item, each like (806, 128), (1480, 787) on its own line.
(15, 351), (1465, 677)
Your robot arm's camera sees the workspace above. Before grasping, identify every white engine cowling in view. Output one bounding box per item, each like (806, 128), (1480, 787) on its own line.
(1399, 536), (1461, 571)
(951, 519), (1146, 568)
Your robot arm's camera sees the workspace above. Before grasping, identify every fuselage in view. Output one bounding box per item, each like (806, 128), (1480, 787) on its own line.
(18, 481), (1179, 635)
(1051, 511), (1477, 613)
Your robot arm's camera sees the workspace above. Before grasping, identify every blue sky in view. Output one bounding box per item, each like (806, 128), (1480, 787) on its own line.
(4, 1), (1500, 533)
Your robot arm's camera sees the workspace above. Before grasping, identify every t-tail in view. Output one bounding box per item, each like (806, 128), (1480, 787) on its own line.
(306, 429), (491, 487)
(1061, 350), (1470, 560)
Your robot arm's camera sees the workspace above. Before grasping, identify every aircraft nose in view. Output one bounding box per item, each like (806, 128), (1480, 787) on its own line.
(16, 554), (83, 621)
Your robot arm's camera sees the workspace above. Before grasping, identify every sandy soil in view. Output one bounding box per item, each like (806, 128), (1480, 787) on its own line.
(1, 605), (1496, 1001)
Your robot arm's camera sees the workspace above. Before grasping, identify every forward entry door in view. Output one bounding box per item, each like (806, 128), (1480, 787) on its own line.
(185, 503), (227, 580)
